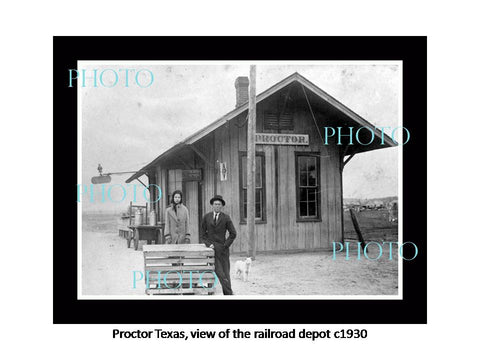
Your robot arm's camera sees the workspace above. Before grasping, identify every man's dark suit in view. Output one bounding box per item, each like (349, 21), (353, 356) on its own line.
(201, 211), (237, 295)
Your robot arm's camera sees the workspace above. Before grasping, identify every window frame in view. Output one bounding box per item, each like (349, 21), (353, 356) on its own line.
(262, 91), (296, 133)
(238, 151), (267, 224)
(262, 110), (295, 132)
(295, 152), (322, 222)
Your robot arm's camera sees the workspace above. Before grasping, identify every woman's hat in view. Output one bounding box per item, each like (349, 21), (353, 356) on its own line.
(210, 195), (225, 206)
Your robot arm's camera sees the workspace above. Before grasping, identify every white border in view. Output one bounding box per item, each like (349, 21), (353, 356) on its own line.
(77, 73), (83, 299)
(77, 60), (403, 300)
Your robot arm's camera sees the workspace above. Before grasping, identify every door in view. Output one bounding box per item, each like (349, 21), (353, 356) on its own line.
(185, 181), (199, 243)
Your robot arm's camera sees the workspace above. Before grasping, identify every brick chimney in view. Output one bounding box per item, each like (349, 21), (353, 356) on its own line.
(234, 76), (249, 107)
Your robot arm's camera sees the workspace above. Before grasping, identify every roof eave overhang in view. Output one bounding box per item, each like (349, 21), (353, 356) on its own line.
(125, 142), (186, 183)
(125, 72), (396, 183)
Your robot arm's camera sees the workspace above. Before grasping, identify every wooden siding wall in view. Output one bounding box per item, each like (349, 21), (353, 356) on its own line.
(185, 181), (199, 243)
(193, 92), (343, 253)
(151, 89), (343, 252)
(155, 167), (167, 223)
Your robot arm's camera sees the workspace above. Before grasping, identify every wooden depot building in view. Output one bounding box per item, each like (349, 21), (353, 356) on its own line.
(126, 73), (395, 254)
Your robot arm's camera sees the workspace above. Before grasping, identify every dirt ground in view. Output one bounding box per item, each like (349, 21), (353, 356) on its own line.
(82, 213), (398, 296)
(82, 230), (145, 295)
(230, 249), (398, 296)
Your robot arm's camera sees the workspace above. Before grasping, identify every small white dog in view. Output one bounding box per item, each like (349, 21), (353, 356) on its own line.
(234, 257), (252, 281)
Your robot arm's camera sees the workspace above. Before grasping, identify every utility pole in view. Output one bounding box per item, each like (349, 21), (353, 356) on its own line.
(247, 65), (257, 259)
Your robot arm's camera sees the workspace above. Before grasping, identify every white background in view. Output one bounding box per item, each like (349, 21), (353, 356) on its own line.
(1, 1), (478, 358)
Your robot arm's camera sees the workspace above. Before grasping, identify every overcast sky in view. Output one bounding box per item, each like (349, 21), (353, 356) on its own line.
(80, 63), (400, 213)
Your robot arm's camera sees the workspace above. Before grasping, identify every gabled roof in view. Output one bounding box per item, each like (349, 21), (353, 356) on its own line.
(126, 72), (396, 183)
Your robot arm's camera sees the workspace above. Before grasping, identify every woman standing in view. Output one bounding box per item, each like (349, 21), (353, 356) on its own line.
(164, 190), (191, 244)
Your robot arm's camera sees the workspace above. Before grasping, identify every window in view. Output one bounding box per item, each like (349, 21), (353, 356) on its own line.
(167, 169), (183, 204)
(239, 153), (266, 222)
(263, 92), (295, 131)
(264, 111), (294, 131)
(296, 153), (320, 221)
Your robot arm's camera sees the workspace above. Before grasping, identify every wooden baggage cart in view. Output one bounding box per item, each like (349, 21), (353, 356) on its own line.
(118, 226), (132, 239)
(128, 224), (164, 250)
(143, 244), (217, 295)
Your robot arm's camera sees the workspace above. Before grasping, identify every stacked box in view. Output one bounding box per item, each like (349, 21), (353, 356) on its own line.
(143, 244), (216, 295)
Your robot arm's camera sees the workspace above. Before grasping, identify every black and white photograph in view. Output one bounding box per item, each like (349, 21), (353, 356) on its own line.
(77, 62), (403, 298)
(5, 0), (480, 357)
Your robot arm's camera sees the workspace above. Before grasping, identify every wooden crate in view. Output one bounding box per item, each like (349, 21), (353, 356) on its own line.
(143, 244), (216, 295)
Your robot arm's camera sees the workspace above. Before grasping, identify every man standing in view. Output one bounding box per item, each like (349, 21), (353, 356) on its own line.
(201, 195), (237, 295)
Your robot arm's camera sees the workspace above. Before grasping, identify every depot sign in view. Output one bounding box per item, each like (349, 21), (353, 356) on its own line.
(255, 133), (309, 145)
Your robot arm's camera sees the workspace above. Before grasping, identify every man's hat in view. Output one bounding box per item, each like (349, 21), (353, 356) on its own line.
(210, 195), (225, 206)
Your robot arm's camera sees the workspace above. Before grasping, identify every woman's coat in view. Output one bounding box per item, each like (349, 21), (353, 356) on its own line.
(164, 204), (191, 244)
